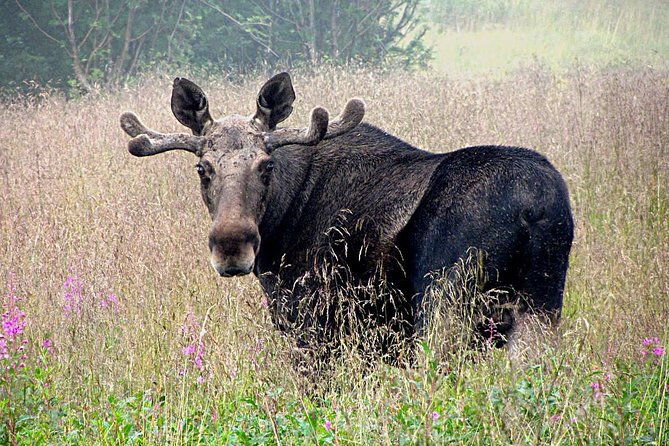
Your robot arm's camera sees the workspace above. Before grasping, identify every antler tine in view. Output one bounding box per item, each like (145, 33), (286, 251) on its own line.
(263, 107), (329, 153)
(323, 98), (365, 140)
(261, 98), (364, 153)
(120, 112), (205, 157)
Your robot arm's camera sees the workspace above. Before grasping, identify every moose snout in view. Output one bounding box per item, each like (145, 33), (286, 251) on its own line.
(208, 223), (260, 277)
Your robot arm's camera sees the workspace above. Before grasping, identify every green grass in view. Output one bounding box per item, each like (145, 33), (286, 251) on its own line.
(1, 63), (668, 444)
(425, 0), (669, 76)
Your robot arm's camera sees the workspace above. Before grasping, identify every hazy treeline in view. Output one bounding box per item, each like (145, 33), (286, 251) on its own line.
(3, 0), (667, 93)
(2, 0), (429, 92)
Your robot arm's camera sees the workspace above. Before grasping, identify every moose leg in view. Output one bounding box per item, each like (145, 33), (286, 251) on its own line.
(516, 222), (572, 324)
(503, 219), (572, 357)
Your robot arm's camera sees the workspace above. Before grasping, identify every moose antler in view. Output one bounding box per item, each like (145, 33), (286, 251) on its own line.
(120, 112), (205, 157)
(263, 107), (329, 153)
(262, 98), (365, 153)
(323, 98), (365, 140)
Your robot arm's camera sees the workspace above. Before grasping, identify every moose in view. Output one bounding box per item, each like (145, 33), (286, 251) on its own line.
(120, 72), (574, 361)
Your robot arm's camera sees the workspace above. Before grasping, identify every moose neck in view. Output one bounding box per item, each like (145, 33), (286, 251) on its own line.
(256, 143), (317, 272)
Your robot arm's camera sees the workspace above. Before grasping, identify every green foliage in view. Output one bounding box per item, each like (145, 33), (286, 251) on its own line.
(1, 0), (429, 93)
(7, 348), (662, 444)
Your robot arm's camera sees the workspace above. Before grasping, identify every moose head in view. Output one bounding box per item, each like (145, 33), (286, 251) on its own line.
(120, 73), (364, 277)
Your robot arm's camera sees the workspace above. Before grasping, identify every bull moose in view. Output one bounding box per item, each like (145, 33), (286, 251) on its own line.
(120, 72), (573, 360)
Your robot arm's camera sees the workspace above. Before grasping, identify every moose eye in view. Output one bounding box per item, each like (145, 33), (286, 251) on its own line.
(265, 160), (275, 172)
(195, 163), (205, 177)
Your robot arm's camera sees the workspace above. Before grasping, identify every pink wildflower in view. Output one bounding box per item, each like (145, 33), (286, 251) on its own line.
(2, 309), (27, 339)
(180, 311), (207, 376)
(194, 349), (204, 369)
(63, 274), (85, 317)
(2, 273), (29, 368)
(182, 344), (196, 356)
(324, 420), (333, 431)
(643, 337), (660, 347)
(591, 382), (604, 402)
(549, 414), (561, 424)
(641, 337), (665, 362)
(431, 411), (440, 421)
(99, 292), (120, 312)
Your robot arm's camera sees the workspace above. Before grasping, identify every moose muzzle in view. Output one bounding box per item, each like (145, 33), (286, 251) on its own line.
(208, 222), (260, 277)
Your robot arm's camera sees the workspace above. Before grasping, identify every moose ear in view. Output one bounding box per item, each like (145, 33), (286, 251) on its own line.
(171, 77), (213, 135)
(253, 72), (296, 131)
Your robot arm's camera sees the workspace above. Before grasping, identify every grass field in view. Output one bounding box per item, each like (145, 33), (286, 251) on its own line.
(425, 0), (669, 76)
(1, 61), (667, 444)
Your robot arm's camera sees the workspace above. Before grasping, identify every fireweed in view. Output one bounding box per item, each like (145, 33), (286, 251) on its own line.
(1, 273), (28, 371)
(63, 273), (121, 319)
(1, 272), (31, 442)
(641, 337), (666, 366)
(180, 309), (210, 383)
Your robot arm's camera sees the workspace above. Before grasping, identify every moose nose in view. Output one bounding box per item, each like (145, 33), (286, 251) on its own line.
(215, 264), (253, 277)
(208, 223), (260, 277)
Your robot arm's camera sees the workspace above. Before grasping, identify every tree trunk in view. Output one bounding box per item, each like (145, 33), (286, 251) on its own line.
(111, 6), (135, 88)
(308, 0), (317, 64)
(66, 0), (94, 91)
(331, 0), (338, 59)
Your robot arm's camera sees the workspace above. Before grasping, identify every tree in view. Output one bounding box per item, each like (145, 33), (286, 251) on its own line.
(11, 0), (198, 92)
(1, 0), (431, 92)
(197, 0), (431, 69)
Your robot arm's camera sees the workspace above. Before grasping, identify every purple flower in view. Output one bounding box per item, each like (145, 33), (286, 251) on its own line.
(549, 414), (561, 424)
(99, 292), (120, 312)
(42, 338), (55, 355)
(1, 310), (26, 339)
(431, 411), (440, 421)
(182, 344), (195, 356)
(63, 274), (85, 317)
(2, 273), (29, 367)
(643, 337), (660, 347)
(194, 353), (204, 369)
(641, 337), (665, 362)
(180, 311), (207, 375)
(324, 420), (333, 431)
(591, 382), (604, 402)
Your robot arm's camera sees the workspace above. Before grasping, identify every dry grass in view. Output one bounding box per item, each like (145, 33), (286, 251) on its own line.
(1, 64), (668, 443)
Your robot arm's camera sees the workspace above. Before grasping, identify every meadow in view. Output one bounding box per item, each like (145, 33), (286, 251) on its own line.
(426, 0), (669, 76)
(1, 60), (667, 444)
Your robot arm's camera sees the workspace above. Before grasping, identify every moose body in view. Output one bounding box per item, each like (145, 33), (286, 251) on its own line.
(121, 73), (574, 359)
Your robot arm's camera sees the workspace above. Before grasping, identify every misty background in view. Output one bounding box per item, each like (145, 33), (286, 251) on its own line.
(2, 0), (667, 95)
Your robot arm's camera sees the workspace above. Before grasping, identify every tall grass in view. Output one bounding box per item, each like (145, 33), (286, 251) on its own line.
(1, 64), (668, 443)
